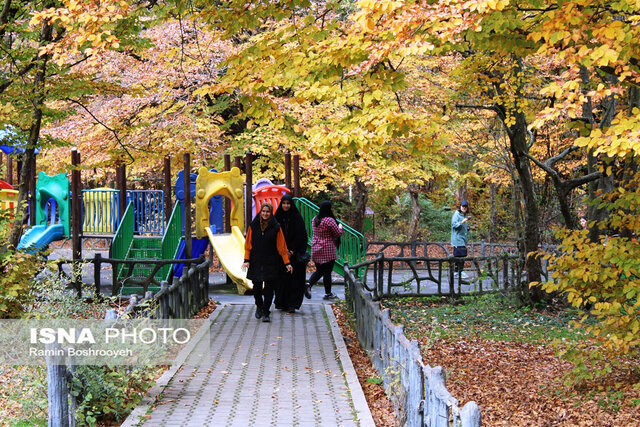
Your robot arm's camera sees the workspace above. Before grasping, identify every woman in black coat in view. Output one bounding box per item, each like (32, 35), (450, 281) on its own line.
(243, 203), (292, 322)
(274, 194), (309, 313)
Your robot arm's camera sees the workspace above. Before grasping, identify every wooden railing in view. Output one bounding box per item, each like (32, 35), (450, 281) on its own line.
(153, 257), (210, 319)
(54, 254), (210, 319)
(349, 253), (525, 300)
(365, 240), (519, 258)
(95, 255), (204, 296)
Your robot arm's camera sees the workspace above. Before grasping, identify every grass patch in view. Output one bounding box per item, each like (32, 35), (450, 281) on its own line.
(382, 293), (586, 345)
(0, 365), (48, 425)
(10, 420), (47, 427)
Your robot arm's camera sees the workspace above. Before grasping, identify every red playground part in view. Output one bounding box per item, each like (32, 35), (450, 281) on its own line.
(253, 185), (291, 214)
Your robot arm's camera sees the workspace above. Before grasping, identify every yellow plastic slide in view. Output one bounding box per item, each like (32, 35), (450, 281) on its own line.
(205, 225), (253, 295)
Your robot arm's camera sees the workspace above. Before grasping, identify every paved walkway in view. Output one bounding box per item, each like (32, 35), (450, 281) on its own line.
(123, 298), (374, 427)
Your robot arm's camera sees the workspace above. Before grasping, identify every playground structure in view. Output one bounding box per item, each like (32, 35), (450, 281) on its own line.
(195, 166), (249, 293)
(8, 149), (365, 297)
(193, 164), (365, 294)
(81, 188), (119, 234)
(0, 179), (18, 215)
(110, 201), (182, 294)
(17, 172), (69, 254)
(252, 184), (291, 215)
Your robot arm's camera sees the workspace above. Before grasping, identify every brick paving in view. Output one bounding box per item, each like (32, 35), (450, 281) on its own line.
(126, 303), (374, 427)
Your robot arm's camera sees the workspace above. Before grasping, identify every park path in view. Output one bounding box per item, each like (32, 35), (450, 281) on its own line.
(122, 300), (374, 427)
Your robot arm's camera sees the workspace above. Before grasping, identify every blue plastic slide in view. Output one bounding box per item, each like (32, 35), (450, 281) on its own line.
(17, 224), (64, 255)
(173, 237), (210, 278)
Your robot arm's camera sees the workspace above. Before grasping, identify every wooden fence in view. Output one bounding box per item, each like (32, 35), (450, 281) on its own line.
(153, 257), (210, 319)
(344, 263), (482, 426)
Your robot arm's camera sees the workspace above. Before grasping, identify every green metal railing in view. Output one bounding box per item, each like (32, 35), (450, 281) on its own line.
(110, 202), (134, 280)
(161, 204), (182, 281)
(294, 197), (366, 277)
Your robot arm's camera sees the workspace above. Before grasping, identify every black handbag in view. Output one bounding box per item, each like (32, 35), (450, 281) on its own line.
(334, 235), (341, 249)
(453, 246), (467, 257)
(296, 251), (311, 264)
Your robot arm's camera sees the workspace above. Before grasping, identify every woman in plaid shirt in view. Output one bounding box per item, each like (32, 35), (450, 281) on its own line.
(307, 200), (343, 300)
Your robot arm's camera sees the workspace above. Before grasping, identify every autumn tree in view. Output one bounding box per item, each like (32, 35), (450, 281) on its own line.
(346, 0), (639, 303)
(166, 0), (451, 232)
(41, 17), (237, 181)
(1, 0), (145, 248)
(533, 0), (640, 372)
(528, 0), (640, 237)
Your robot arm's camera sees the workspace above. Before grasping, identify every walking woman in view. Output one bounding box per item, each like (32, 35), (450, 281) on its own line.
(275, 194), (309, 313)
(307, 200), (343, 300)
(243, 203), (293, 322)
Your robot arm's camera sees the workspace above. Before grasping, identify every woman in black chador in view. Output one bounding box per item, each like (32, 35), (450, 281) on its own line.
(274, 194), (309, 313)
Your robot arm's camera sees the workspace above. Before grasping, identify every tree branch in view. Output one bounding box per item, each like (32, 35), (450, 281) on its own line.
(524, 152), (559, 180)
(66, 98), (134, 163)
(455, 103), (500, 113)
(546, 145), (579, 167)
(525, 152), (602, 190)
(0, 0), (11, 31)
(0, 55), (37, 94)
(563, 171), (602, 190)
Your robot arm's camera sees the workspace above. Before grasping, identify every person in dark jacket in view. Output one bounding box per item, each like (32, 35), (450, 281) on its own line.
(242, 203), (293, 322)
(274, 194), (309, 313)
(308, 200), (343, 300)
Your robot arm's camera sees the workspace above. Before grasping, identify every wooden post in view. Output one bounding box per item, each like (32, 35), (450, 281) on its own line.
(6, 155), (12, 185)
(284, 152), (292, 190)
(29, 153), (36, 225)
(183, 153), (192, 259)
(46, 344), (70, 427)
(164, 156), (172, 220)
(224, 154), (231, 233)
(293, 154), (301, 197)
(94, 253), (102, 298)
(234, 155), (242, 170)
(71, 149), (82, 297)
(117, 163), (126, 220)
(460, 401), (482, 427)
(245, 152), (253, 229)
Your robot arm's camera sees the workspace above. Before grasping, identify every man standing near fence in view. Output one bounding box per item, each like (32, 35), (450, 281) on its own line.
(451, 200), (470, 279)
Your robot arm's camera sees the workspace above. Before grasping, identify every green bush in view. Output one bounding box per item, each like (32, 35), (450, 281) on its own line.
(418, 197), (452, 242)
(0, 209), (43, 318)
(71, 365), (161, 426)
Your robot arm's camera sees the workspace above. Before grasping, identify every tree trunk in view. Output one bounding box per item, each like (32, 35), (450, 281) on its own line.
(618, 87), (640, 239)
(8, 19), (52, 249)
(506, 109), (543, 303)
(489, 183), (498, 243)
(554, 180), (574, 229)
(512, 178), (523, 249)
(350, 178), (367, 233)
(584, 69), (618, 241)
(407, 184), (421, 241)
